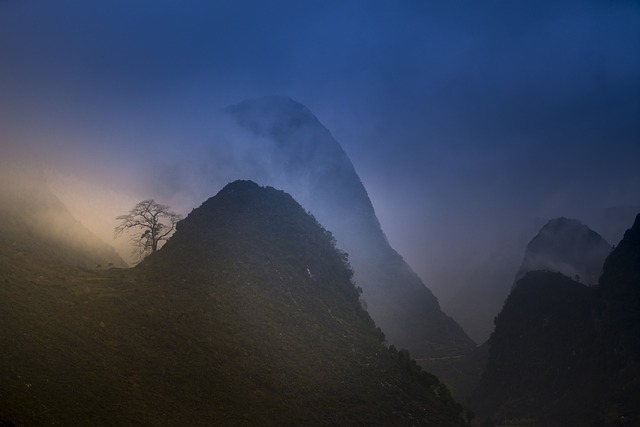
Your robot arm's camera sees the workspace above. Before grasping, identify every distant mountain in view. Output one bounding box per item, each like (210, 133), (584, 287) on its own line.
(0, 167), (125, 269)
(424, 218), (613, 402)
(0, 180), (469, 426)
(514, 217), (612, 286)
(469, 213), (640, 426)
(225, 96), (475, 358)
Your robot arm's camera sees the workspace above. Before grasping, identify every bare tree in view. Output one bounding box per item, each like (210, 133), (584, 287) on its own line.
(114, 199), (182, 260)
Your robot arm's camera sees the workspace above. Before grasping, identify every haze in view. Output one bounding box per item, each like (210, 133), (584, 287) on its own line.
(1, 1), (639, 342)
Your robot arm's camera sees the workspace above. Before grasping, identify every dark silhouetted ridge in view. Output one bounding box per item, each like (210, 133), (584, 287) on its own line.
(470, 213), (640, 426)
(470, 271), (598, 425)
(598, 213), (640, 385)
(139, 180), (471, 425)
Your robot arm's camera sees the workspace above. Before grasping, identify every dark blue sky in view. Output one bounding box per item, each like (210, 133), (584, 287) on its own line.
(1, 1), (639, 334)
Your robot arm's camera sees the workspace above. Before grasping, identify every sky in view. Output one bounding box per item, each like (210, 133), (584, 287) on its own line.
(1, 0), (639, 339)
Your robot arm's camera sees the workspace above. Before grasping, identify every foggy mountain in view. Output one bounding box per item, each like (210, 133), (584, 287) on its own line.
(514, 217), (612, 286)
(0, 180), (469, 426)
(469, 213), (640, 425)
(414, 216), (623, 404)
(445, 216), (613, 344)
(0, 164), (125, 269)
(224, 96), (475, 358)
(1, 1), (637, 424)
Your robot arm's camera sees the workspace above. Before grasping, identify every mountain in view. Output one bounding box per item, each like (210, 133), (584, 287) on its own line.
(597, 212), (640, 416)
(514, 217), (612, 286)
(444, 217), (613, 345)
(0, 180), (469, 426)
(470, 271), (599, 425)
(225, 96), (475, 358)
(419, 217), (611, 403)
(0, 165), (126, 269)
(469, 213), (640, 426)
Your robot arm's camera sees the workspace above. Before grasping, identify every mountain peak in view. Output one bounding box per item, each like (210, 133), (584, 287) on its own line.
(514, 216), (612, 286)
(224, 97), (475, 358)
(229, 95), (308, 112)
(226, 96), (321, 137)
(212, 179), (263, 199)
(149, 180), (351, 292)
(541, 217), (595, 234)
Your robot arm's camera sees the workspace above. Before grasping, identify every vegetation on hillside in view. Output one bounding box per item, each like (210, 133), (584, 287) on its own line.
(114, 199), (182, 260)
(0, 180), (468, 426)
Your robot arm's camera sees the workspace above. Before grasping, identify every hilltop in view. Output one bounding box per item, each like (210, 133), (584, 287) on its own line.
(514, 217), (612, 286)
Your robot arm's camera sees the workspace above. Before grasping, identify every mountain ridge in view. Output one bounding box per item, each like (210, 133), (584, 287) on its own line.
(225, 96), (475, 358)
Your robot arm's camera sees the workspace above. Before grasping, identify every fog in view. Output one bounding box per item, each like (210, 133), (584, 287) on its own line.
(1, 0), (639, 341)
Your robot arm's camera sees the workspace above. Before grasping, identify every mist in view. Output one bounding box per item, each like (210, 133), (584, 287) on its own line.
(1, 1), (639, 341)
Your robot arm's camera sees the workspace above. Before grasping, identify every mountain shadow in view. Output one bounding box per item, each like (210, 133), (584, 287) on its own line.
(0, 180), (469, 426)
(225, 96), (475, 358)
(469, 213), (640, 426)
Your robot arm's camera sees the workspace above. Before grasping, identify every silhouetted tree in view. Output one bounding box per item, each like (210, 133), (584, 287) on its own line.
(114, 199), (182, 260)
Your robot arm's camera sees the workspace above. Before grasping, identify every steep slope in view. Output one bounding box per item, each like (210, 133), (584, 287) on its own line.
(0, 166), (126, 269)
(514, 217), (612, 286)
(225, 96), (474, 358)
(596, 213), (640, 420)
(0, 180), (469, 426)
(469, 213), (640, 426)
(470, 271), (599, 425)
